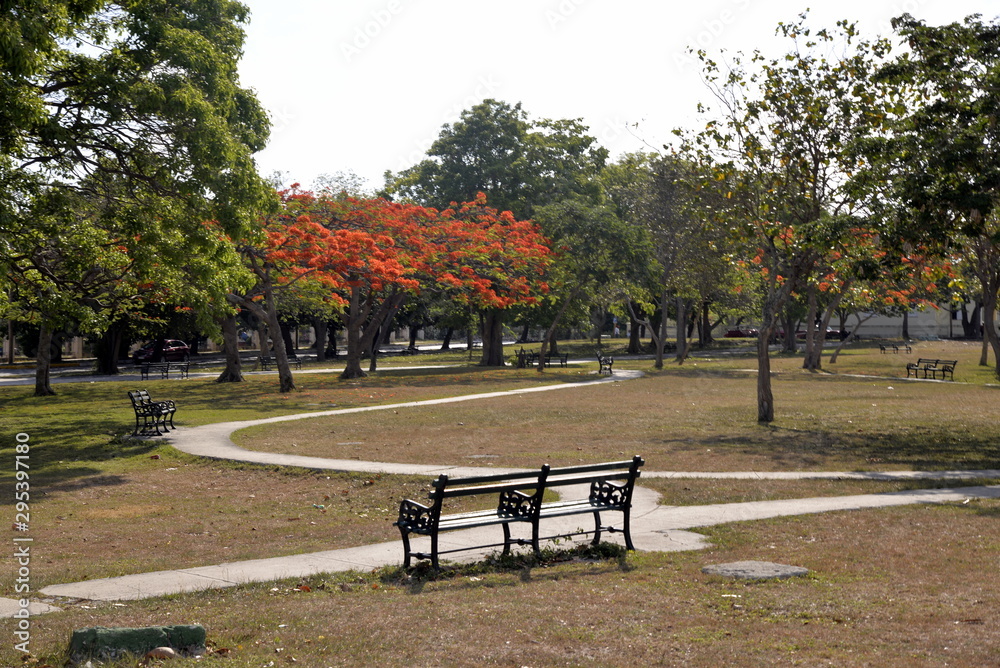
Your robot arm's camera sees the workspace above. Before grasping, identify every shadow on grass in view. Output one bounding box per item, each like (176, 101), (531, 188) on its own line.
(375, 542), (632, 594)
(665, 425), (1000, 471)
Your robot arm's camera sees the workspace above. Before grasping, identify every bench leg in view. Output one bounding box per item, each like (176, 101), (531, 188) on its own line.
(502, 523), (512, 555)
(531, 520), (541, 556)
(431, 532), (440, 570)
(398, 529), (412, 569)
(591, 510), (602, 546)
(621, 506), (636, 551)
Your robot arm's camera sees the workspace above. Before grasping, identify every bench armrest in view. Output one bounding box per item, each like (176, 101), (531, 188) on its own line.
(395, 498), (436, 532)
(498, 489), (540, 519)
(590, 479), (630, 507)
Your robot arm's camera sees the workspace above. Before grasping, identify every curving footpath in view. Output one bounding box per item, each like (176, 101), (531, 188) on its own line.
(19, 368), (1000, 612)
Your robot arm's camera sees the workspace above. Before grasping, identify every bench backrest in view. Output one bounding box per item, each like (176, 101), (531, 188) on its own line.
(431, 456), (644, 502)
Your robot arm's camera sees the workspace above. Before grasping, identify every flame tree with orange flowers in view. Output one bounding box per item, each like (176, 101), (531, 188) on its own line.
(237, 189), (551, 389)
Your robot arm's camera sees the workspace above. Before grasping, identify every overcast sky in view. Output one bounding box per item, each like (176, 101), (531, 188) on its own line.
(236, 0), (997, 191)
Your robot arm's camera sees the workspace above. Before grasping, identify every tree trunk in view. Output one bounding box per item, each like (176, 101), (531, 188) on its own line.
(279, 321), (296, 360)
(342, 288), (405, 378)
(802, 284), (820, 370)
(256, 321), (269, 358)
(517, 324), (530, 344)
(313, 317), (328, 362)
(901, 310), (910, 340)
(408, 323), (420, 350)
(262, 291), (295, 393)
(627, 305), (643, 354)
(479, 309), (506, 366)
(94, 323), (124, 375)
(983, 291), (1000, 380)
(440, 327), (453, 351)
(216, 314), (244, 382)
(829, 312), (874, 364)
(756, 324), (775, 422)
(369, 326), (380, 373)
(674, 295), (689, 363)
(34, 322), (56, 396)
(537, 285), (582, 372)
(782, 311), (797, 353)
(654, 289), (670, 369)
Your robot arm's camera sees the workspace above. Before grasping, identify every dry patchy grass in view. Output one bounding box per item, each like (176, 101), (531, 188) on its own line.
(236, 355), (1000, 472)
(2, 341), (1000, 666)
(6, 500), (999, 667)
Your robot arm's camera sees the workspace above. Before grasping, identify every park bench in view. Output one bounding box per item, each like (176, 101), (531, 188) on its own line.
(257, 355), (302, 371)
(879, 342), (912, 354)
(127, 389), (177, 436)
(521, 351), (570, 367)
(139, 361), (190, 380)
(906, 358), (957, 380)
(598, 353), (614, 375)
(394, 456), (645, 569)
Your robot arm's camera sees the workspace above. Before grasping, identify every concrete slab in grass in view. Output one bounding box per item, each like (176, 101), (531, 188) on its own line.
(702, 560), (810, 580)
(0, 597), (61, 618)
(69, 624), (205, 662)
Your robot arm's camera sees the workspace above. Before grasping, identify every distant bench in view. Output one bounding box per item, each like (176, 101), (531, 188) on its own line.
(257, 355), (302, 371)
(598, 353), (614, 375)
(906, 358), (957, 381)
(879, 342), (912, 354)
(393, 456), (644, 569)
(140, 361), (189, 380)
(128, 389), (176, 436)
(513, 349), (570, 368)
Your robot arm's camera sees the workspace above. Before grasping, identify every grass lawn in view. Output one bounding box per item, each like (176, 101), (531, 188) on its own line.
(1, 339), (999, 666)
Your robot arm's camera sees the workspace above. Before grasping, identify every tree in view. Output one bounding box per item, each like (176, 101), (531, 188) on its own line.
(386, 99), (605, 359)
(687, 15), (895, 421)
(0, 0), (273, 396)
(254, 190), (551, 378)
(531, 198), (649, 370)
(385, 99), (607, 219)
(858, 14), (1000, 377)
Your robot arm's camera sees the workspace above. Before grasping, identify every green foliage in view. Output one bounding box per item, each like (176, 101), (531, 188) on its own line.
(385, 98), (608, 219)
(0, 0), (273, 387)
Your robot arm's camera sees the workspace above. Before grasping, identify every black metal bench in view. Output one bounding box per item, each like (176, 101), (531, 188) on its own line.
(140, 361), (189, 380)
(906, 358), (956, 380)
(258, 355), (302, 371)
(394, 456), (645, 569)
(879, 342), (912, 354)
(598, 353), (614, 375)
(128, 389), (177, 436)
(521, 351), (569, 367)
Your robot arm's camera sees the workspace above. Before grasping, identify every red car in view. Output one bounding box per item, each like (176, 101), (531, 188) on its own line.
(724, 327), (758, 338)
(132, 339), (190, 363)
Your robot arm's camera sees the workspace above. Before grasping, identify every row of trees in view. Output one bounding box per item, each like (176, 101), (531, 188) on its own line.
(2, 5), (998, 424)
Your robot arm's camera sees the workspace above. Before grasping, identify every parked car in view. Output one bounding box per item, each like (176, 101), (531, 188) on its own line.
(724, 327), (758, 338)
(132, 339), (190, 363)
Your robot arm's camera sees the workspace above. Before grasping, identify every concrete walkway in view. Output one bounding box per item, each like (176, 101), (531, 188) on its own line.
(18, 367), (1000, 610)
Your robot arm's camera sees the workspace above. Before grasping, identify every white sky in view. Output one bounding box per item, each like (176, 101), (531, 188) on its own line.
(237, 0), (998, 192)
